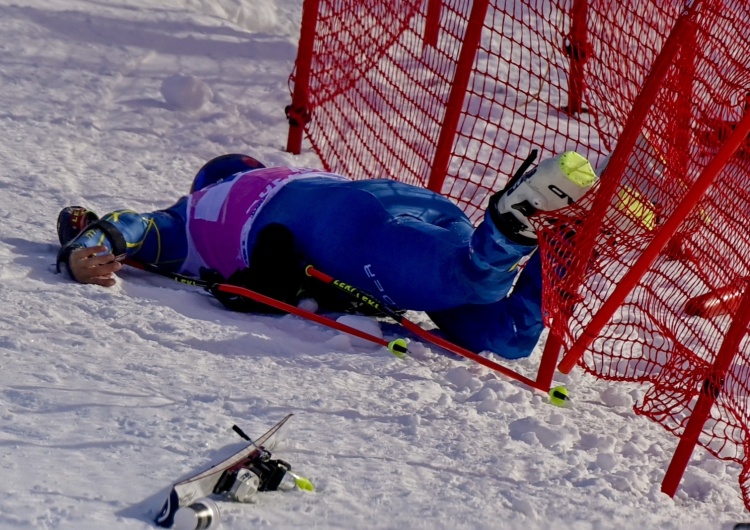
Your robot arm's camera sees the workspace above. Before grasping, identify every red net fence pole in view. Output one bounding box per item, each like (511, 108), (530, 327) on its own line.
(563, 0), (589, 115)
(661, 281), (750, 496)
(285, 0), (321, 154)
(426, 0), (490, 193)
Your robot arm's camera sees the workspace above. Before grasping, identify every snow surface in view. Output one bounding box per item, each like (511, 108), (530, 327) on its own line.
(0, 1), (747, 529)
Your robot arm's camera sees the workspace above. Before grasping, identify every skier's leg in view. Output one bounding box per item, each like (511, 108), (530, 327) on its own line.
(427, 250), (544, 360)
(422, 151), (597, 357)
(253, 178), (535, 311)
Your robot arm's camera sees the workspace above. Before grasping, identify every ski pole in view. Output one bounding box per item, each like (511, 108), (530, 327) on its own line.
(304, 265), (539, 386)
(123, 259), (408, 358)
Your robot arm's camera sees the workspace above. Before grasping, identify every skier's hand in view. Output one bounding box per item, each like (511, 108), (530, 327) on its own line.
(68, 246), (122, 287)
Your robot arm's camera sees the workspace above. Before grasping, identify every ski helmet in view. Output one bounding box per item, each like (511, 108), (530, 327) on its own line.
(190, 153), (266, 193)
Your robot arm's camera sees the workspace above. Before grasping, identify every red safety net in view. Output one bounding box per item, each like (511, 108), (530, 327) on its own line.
(288, 0), (750, 507)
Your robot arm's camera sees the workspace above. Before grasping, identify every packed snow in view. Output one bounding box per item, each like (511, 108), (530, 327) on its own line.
(0, 1), (746, 529)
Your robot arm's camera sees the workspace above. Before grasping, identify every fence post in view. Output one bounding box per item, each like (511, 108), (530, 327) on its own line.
(661, 284), (750, 496)
(425, 0), (490, 193)
(556, 2), (707, 373)
(563, 0), (589, 115)
(286, 0), (321, 155)
(423, 0), (441, 49)
(533, 333), (563, 391)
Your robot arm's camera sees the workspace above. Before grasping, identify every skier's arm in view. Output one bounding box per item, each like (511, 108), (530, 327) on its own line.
(57, 211), (140, 285)
(58, 208), (188, 285)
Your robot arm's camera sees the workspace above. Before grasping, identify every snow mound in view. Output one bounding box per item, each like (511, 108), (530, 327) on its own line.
(161, 74), (213, 111)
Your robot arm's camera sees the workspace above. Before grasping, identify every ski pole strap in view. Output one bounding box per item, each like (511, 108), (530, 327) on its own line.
(124, 259), (207, 287)
(507, 148), (539, 188)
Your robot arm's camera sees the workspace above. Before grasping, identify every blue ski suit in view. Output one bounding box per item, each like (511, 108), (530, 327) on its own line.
(71, 166), (544, 359)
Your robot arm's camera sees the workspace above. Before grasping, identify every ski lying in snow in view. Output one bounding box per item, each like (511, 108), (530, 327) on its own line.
(155, 413), (308, 528)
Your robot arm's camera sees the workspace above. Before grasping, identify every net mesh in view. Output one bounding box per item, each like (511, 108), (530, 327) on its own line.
(288, 0), (750, 507)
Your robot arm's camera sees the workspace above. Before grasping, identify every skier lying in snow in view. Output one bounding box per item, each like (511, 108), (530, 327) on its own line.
(56, 151), (597, 360)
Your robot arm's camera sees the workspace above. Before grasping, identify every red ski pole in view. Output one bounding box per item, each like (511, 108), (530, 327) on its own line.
(123, 259), (408, 357)
(304, 265), (539, 387)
